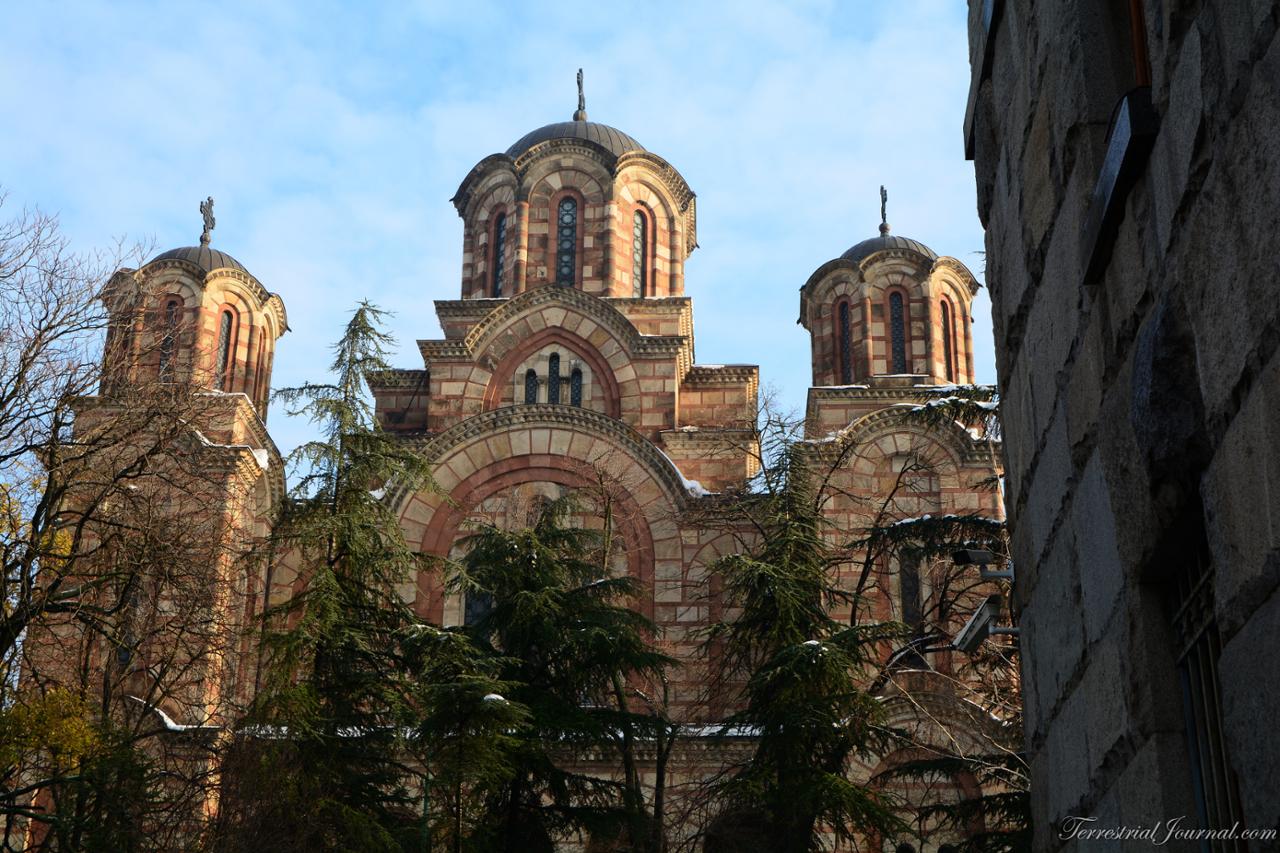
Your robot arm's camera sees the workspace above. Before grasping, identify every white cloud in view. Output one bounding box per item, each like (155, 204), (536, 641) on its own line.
(0, 0), (993, 459)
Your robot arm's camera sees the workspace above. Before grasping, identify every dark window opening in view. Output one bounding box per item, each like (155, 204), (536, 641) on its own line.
(491, 212), (507, 297)
(464, 590), (493, 628)
(889, 292), (908, 373)
(214, 310), (235, 391)
(632, 210), (647, 297)
(941, 300), (955, 381)
(1170, 544), (1246, 848)
(159, 299), (180, 381)
(838, 300), (853, 384)
(547, 353), (561, 404)
(524, 368), (539, 404)
(556, 198), (577, 285)
(570, 367), (583, 407)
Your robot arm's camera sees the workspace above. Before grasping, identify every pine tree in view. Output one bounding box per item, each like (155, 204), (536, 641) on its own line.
(214, 302), (433, 852)
(446, 495), (675, 852)
(702, 441), (906, 853)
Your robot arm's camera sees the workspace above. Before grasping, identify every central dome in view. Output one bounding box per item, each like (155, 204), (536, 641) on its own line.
(505, 120), (645, 160)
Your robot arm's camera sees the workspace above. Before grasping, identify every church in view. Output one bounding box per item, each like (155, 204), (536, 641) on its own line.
(75, 80), (1005, 850)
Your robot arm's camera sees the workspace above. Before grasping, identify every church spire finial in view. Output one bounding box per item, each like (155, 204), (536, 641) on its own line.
(879, 185), (890, 236)
(573, 68), (588, 121)
(199, 196), (216, 246)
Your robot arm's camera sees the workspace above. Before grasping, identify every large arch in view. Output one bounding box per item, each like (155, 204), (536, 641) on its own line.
(393, 406), (692, 623)
(480, 326), (623, 417)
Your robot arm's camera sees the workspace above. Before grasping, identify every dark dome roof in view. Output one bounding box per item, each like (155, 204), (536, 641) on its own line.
(146, 245), (248, 275)
(506, 120), (645, 159)
(840, 233), (937, 266)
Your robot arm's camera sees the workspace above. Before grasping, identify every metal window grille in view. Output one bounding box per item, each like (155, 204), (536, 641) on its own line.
(556, 198), (576, 284)
(492, 213), (506, 297)
(838, 301), (852, 384)
(889, 292), (907, 373)
(570, 368), (583, 407)
(214, 310), (234, 391)
(159, 299), (179, 381)
(632, 210), (646, 297)
(1170, 549), (1245, 850)
(547, 353), (561, 403)
(524, 369), (539, 404)
(941, 300), (955, 381)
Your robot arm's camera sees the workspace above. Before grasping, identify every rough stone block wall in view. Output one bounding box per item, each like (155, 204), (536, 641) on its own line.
(967, 0), (1280, 845)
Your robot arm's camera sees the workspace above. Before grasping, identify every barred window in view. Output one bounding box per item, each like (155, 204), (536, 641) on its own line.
(632, 210), (647, 297)
(524, 369), (538, 404)
(556, 198), (577, 284)
(889, 292), (908, 374)
(159, 298), (180, 381)
(547, 353), (561, 404)
(464, 591), (493, 628)
(491, 213), (507, 297)
(838, 301), (852, 384)
(570, 367), (583, 407)
(1171, 546), (1245, 842)
(214, 310), (235, 391)
(941, 299), (955, 381)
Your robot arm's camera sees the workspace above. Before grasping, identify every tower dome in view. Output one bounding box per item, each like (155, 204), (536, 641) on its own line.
(102, 198), (287, 418)
(799, 190), (978, 387)
(451, 71), (696, 301)
(505, 121), (644, 160)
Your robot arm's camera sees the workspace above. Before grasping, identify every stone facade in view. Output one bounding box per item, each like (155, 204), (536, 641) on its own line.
(966, 0), (1280, 847)
(59, 97), (1007, 850)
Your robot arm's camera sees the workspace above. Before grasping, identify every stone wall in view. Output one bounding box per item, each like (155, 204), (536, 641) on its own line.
(966, 0), (1280, 846)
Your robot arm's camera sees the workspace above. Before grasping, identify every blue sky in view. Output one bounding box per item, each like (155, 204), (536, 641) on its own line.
(1, 1), (991, 457)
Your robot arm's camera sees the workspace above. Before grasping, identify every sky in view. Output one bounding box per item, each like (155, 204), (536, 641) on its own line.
(0, 0), (991, 458)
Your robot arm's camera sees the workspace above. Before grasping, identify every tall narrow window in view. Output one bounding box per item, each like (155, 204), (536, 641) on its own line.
(1171, 543), (1245, 838)
(159, 299), (180, 381)
(632, 210), (647, 297)
(547, 353), (561, 404)
(524, 369), (539, 404)
(491, 213), (507, 297)
(464, 591), (494, 627)
(889, 292), (908, 374)
(838, 301), (852, 384)
(214, 310), (235, 391)
(556, 198), (577, 285)
(570, 367), (583, 407)
(940, 300), (955, 381)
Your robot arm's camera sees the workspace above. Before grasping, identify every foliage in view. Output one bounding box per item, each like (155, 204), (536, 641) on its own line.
(702, 442), (907, 853)
(215, 302), (433, 852)
(438, 495), (675, 852)
(863, 384), (1030, 853)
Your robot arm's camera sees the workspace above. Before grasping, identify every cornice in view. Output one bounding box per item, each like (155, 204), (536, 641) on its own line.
(366, 369), (429, 389)
(682, 365), (759, 385)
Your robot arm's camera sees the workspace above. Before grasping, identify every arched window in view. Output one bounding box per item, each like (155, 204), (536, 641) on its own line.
(491, 212), (507, 297)
(838, 301), (852, 384)
(464, 590), (494, 627)
(214, 309), (236, 391)
(547, 353), (561, 404)
(940, 299), (956, 381)
(555, 198), (577, 285)
(159, 298), (180, 381)
(524, 369), (539, 404)
(888, 291), (908, 374)
(570, 367), (583, 407)
(252, 337), (267, 409)
(632, 210), (647, 297)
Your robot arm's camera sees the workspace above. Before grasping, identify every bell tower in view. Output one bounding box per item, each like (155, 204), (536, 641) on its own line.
(101, 198), (288, 419)
(798, 190), (979, 387)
